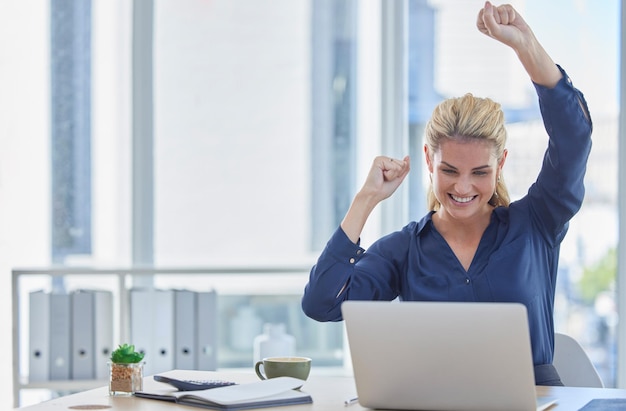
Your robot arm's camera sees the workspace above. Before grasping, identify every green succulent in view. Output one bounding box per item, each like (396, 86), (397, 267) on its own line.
(110, 343), (145, 364)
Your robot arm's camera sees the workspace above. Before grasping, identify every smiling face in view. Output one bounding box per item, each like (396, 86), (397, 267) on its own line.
(425, 138), (507, 222)
(424, 93), (510, 212)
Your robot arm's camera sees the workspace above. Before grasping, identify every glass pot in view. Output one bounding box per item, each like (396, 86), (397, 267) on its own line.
(108, 361), (144, 396)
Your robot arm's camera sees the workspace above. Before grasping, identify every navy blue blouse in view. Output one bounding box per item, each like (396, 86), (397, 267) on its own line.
(302, 66), (593, 366)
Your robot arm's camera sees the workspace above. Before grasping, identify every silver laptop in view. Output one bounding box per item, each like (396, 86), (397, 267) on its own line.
(341, 301), (557, 411)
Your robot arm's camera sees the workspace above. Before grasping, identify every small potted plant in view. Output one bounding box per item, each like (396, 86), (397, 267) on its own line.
(108, 343), (145, 396)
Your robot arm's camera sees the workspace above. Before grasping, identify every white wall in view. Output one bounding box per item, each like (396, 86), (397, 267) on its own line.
(153, 0), (313, 265)
(0, 1), (50, 408)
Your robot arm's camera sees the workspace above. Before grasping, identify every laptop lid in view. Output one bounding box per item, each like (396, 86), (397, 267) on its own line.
(341, 301), (546, 411)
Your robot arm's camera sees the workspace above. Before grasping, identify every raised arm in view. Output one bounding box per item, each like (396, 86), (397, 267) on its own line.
(340, 155), (410, 243)
(477, 1), (562, 88)
(478, 2), (592, 236)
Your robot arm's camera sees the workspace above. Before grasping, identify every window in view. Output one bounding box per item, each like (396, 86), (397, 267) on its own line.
(50, 0), (93, 262)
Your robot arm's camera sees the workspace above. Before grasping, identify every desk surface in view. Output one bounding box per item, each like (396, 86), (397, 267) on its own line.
(14, 369), (626, 411)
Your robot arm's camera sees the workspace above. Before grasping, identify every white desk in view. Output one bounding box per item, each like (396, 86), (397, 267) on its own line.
(13, 369), (626, 410)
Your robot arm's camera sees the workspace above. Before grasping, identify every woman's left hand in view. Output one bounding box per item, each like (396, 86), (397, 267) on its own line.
(476, 1), (533, 52)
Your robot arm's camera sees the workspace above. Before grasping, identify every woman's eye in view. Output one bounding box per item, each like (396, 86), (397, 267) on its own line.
(473, 171), (487, 176)
(442, 169), (456, 175)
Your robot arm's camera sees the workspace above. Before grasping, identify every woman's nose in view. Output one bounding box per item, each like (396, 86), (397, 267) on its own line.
(454, 175), (472, 194)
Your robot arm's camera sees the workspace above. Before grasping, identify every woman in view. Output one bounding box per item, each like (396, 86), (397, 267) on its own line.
(301, 2), (592, 386)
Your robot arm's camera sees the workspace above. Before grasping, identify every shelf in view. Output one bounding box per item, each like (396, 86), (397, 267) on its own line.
(12, 265), (347, 408)
(17, 378), (108, 391)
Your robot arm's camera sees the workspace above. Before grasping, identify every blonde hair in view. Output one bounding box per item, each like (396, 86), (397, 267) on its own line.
(424, 93), (510, 210)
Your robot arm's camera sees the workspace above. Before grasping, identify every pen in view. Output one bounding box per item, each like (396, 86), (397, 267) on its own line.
(344, 396), (359, 406)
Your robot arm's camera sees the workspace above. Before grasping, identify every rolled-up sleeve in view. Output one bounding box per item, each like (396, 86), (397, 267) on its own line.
(302, 225), (406, 321)
(301, 227), (365, 321)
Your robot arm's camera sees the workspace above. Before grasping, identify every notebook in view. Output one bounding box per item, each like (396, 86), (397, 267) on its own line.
(341, 300), (557, 411)
(135, 376), (311, 410)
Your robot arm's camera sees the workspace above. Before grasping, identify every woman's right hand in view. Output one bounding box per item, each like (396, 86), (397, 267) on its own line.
(360, 155), (411, 203)
(340, 155), (410, 244)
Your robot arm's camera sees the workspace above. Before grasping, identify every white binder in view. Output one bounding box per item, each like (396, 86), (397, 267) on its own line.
(174, 290), (197, 370)
(93, 290), (113, 380)
(130, 288), (155, 375)
(130, 288), (175, 376)
(71, 290), (95, 379)
(49, 292), (72, 380)
(29, 290), (51, 382)
(196, 290), (218, 370)
(152, 289), (175, 374)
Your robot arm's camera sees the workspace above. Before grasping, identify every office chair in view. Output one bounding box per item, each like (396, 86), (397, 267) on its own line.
(553, 332), (604, 388)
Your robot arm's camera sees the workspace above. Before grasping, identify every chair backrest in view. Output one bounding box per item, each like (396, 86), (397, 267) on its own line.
(553, 332), (604, 388)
